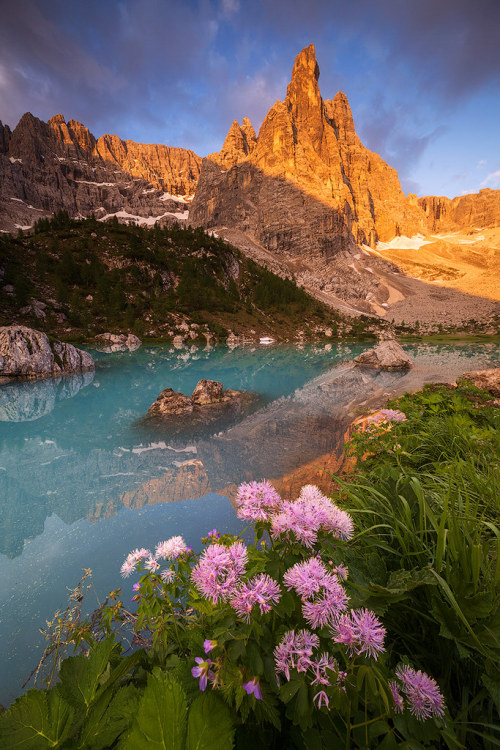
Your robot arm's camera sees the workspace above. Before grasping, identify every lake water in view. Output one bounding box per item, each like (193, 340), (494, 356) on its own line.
(0, 340), (498, 704)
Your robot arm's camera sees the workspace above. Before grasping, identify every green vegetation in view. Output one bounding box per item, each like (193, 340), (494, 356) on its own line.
(0, 213), (379, 341)
(339, 382), (500, 748)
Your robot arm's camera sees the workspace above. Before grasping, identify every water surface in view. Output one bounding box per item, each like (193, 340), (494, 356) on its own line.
(0, 340), (497, 703)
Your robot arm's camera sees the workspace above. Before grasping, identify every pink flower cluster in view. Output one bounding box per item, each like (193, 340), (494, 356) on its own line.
(230, 574), (281, 622)
(274, 629), (344, 707)
(392, 665), (445, 719)
(284, 557), (349, 629)
(366, 409), (407, 425)
(120, 536), (189, 578)
(235, 480), (282, 522)
(271, 486), (354, 548)
(332, 608), (386, 660)
(191, 541), (248, 604)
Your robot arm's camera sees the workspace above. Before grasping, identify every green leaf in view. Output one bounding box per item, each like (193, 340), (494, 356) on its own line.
(0, 688), (74, 749)
(279, 679), (302, 704)
(79, 684), (140, 750)
(57, 637), (119, 713)
(482, 674), (500, 715)
(186, 692), (234, 750)
(120, 669), (187, 749)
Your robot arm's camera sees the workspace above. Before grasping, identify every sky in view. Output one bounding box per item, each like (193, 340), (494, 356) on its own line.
(0, 0), (499, 198)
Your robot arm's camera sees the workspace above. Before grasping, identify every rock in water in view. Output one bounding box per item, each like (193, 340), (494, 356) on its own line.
(460, 368), (500, 397)
(94, 333), (142, 352)
(353, 340), (413, 370)
(191, 379), (224, 405)
(0, 326), (94, 378)
(147, 388), (195, 417)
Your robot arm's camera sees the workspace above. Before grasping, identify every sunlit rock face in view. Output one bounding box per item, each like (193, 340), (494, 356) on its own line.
(0, 112), (200, 232)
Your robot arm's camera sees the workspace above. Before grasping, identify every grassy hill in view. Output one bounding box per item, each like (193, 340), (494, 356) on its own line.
(0, 213), (382, 342)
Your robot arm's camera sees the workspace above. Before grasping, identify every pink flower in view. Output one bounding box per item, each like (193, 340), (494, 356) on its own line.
(243, 677), (263, 700)
(350, 608), (386, 660)
(144, 556), (160, 572)
(235, 480), (282, 522)
(389, 681), (404, 713)
(230, 574), (281, 622)
(191, 657), (213, 692)
(395, 666), (445, 720)
(120, 557), (136, 578)
(274, 630), (319, 681)
(283, 557), (330, 600)
(160, 568), (175, 583)
(120, 547), (152, 577)
(203, 639), (217, 654)
(191, 542), (248, 604)
(155, 536), (188, 560)
(313, 690), (329, 709)
(331, 613), (357, 654)
(271, 493), (353, 548)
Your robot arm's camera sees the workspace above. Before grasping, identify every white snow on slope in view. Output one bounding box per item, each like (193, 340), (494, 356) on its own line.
(376, 234), (431, 251)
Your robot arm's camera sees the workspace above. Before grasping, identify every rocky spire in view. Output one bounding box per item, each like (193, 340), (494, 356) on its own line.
(324, 92), (357, 145)
(285, 43), (323, 136)
(217, 118), (256, 168)
(0, 121), (12, 154)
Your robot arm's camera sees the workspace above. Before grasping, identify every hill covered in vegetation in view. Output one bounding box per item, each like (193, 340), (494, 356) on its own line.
(0, 214), (382, 343)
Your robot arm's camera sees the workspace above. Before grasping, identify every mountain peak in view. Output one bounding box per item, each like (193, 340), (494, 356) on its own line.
(291, 43), (319, 82)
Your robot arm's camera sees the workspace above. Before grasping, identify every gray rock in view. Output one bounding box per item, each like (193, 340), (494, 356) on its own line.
(94, 332), (142, 352)
(191, 379), (224, 405)
(0, 326), (94, 378)
(353, 340), (413, 370)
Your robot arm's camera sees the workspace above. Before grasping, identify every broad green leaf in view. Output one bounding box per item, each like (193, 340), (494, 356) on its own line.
(57, 637), (119, 713)
(79, 684), (139, 750)
(279, 679), (302, 704)
(186, 692), (234, 750)
(120, 669), (187, 749)
(0, 687), (74, 749)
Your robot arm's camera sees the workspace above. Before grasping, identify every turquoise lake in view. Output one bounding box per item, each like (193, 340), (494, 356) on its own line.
(0, 340), (498, 704)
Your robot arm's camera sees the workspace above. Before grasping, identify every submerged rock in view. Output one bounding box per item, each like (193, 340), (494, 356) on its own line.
(94, 333), (142, 352)
(0, 326), (94, 379)
(147, 388), (195, 417)
(460, 368), (500, 397)
(354, 340), (413, 370)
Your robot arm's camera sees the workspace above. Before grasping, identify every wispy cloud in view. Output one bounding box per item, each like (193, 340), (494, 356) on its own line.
(481, 170), (500, 188)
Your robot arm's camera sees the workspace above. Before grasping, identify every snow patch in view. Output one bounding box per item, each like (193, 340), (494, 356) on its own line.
(74, 179), (116, 186)
(376, 234), (430, 251)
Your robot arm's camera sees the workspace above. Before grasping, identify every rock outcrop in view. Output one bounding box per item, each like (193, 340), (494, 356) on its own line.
(94, 333), (142, 353)
(147, 379), (245, 419)
(417, 189), (500, 232)
(459, 368), (500, 397)
(353, 340), (413, 370)
(0, 112), (200, 233)
(0, 326), (94, 378)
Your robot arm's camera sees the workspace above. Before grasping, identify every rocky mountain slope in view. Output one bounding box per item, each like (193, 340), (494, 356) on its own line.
(0, 113), (201, 234)
(189, 44), (499, 322)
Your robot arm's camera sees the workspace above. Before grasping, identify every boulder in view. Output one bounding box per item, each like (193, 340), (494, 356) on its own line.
(354, 340), (413, 370)
(94, 333), (141, 352)
(0, 326), (94, 378)
(460, 368), (500, 397)
(147, 388), (194, 417)
(191, 379), (224, 405)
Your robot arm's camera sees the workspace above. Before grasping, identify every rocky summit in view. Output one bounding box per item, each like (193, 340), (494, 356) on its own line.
(0, 112), (201, 234)
(189, 44), (500, 321)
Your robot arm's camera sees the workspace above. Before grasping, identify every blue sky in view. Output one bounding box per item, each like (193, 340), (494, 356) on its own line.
(1, 0), (499, 198)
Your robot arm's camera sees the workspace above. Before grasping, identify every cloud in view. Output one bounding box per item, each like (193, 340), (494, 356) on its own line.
(481, 170), (500, 188)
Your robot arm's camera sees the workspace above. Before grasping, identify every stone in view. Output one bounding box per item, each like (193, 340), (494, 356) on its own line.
(353, 340), (413, 370)
(94, 332), (142, 352)
(460, 368), (500, 397)
(0, 325), (94, 378)
(147, 388), (194, 417)
(191, 379), (224, 405)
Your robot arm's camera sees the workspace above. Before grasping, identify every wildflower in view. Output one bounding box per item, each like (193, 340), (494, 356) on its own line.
(331, 613), (356, 654)
(395, 665), (445, 720)
(120, 557), (136, 578)
(144, 556), (160, 572)
(313, 690), (329, 709)
(203, 639), (217, 654)
(243, 677), (263, 700)
(271, 492), (353, 548)
(191, 541), (248, 604)
(207, 529), (220, 540)
(132, 582), (141, 592)
(120, 547), (152, 577)
(191, 657), (214, 692)
(332, 564), (348, 580)
(283, 557), (330, 600)
(160, 568), (175, 583)
(310, 653), (338, 686)
(230, 574), (281, 622)
(389, 681), (404, 713)
(155, 536), (188, 560)
(350, 608), (386, 660)
(274, 630), (319, 681)
(284, 557), (348, 628)
(366, 409), (407, 424)
(235, 480), (282, 522)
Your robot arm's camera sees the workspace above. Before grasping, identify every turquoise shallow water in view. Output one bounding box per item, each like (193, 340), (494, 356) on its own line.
(0, 340), (498, 703)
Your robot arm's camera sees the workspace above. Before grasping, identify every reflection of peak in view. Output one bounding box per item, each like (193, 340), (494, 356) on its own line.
(0, 371), (94, 422)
